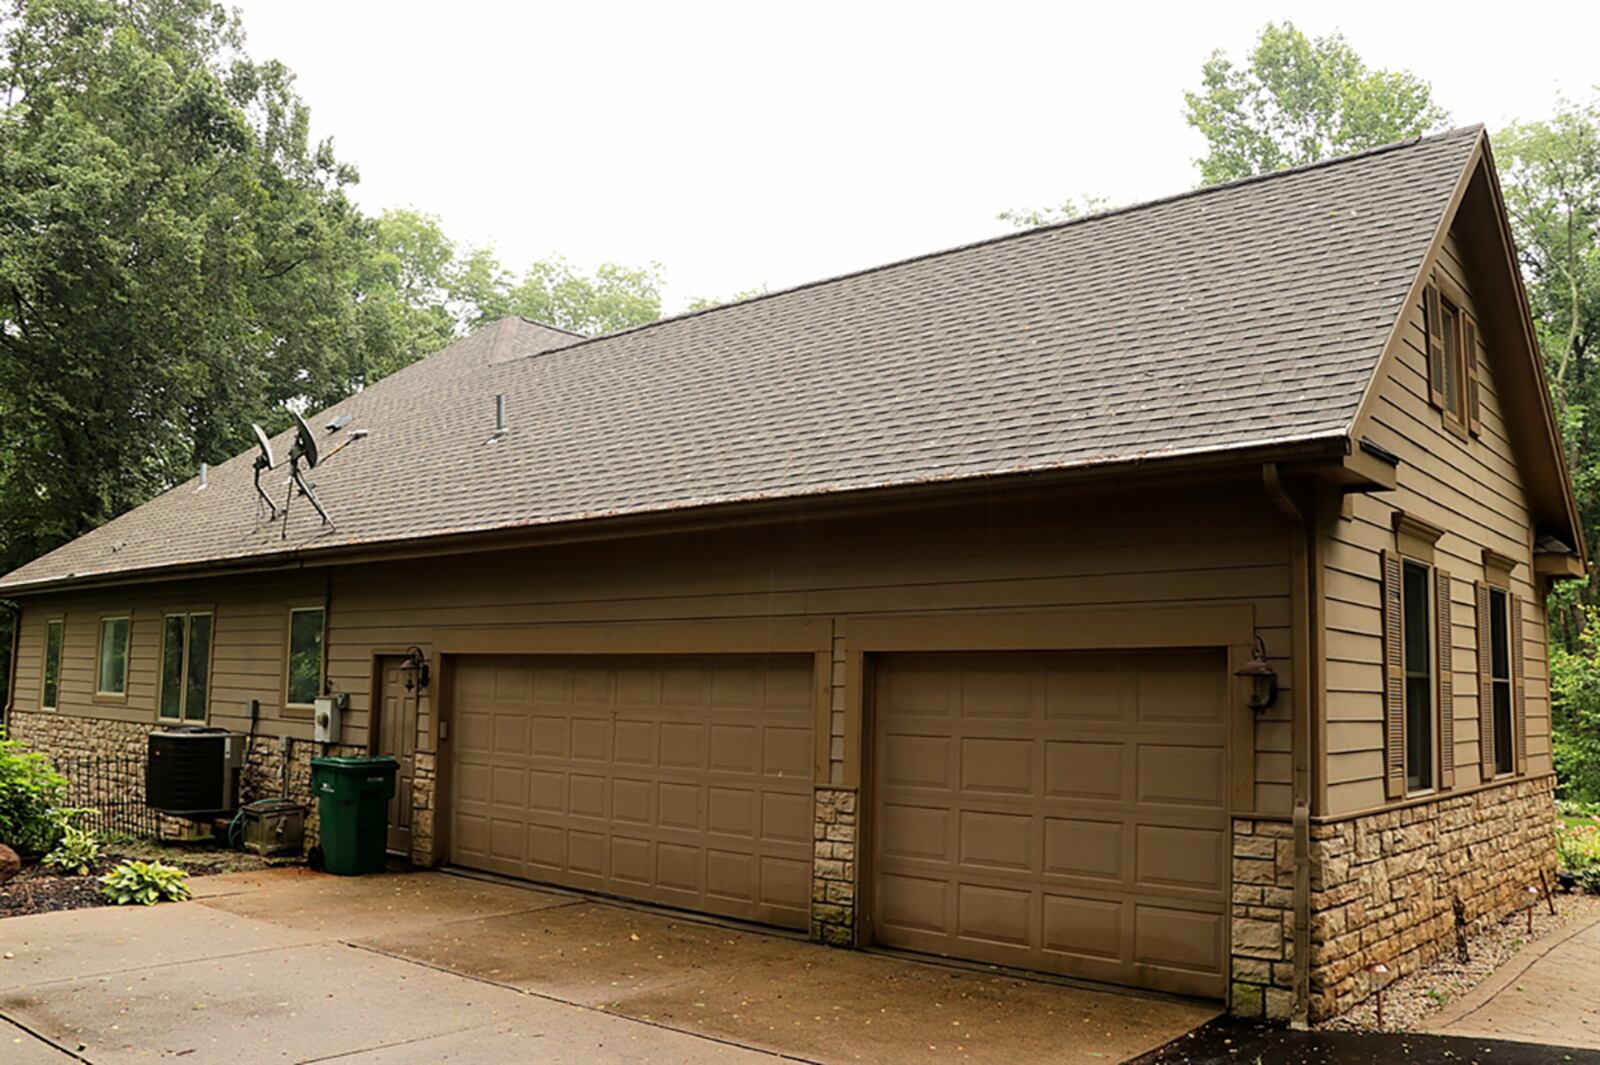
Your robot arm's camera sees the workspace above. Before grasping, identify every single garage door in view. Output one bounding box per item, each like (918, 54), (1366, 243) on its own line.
(450, 654), (815, 929)
(872, 649), (1229, 998)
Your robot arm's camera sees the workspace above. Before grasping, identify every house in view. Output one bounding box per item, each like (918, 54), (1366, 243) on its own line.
(0, 125), (1581, 1023)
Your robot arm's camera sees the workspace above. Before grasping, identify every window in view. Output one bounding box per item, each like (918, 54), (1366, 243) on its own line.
(1489, 588), (1515, 776)
(1424, 280), (1478, 435)
(96, 616), (130, 697)
(41, 620), (63, 710)
(159, 613), (213, 722)
(1440, 299), (1462, 417)
(286, 607), (325, 707)
(1402, 560), (1434, 792)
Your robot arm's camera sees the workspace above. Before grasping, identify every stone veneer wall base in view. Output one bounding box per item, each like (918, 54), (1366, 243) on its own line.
(7, 709), (438, 867)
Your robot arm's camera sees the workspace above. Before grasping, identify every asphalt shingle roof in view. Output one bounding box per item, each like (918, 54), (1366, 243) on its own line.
(0, 127), (1481, 592)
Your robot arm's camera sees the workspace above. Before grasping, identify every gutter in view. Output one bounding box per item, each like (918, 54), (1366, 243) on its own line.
(1262, 463), (1313, 1028)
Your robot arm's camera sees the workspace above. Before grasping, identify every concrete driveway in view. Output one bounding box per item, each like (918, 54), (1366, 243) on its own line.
(1, 868), (1216, 1064)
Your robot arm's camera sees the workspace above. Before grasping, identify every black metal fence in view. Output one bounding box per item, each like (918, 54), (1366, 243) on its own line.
(56, 754), (162, 839)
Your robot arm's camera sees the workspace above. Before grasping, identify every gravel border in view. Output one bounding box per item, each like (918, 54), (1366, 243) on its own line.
(1317, 891), (1600, 1032)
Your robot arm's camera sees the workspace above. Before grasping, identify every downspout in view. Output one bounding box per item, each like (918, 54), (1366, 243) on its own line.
(1262, 463), (1313, 1028)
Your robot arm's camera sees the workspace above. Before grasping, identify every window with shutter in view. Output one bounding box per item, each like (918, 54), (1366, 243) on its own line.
(1476, 581), (1497, 779)
(1383, 551), (1406, 799)
(1464, 317), (1482, 436)
(1423, 277), (1477, 435)
(1382, 550), (1438, 797)
(1424, 283), (1447, 410)
(1436, 569), (1454, 789)
(1402, 560), (1435, 792)
(1512, 596), (1527, 774)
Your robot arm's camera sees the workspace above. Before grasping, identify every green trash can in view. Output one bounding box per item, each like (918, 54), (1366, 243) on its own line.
(310, 755), (398, 875)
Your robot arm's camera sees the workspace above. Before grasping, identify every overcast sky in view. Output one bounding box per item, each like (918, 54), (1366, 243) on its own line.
(233, 1), (1600, 313)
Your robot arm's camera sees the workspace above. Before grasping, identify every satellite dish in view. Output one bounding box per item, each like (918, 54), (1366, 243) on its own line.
(251, 424), (276, 471)
(250, 423), (280, 522)
(290, 411), (320, 469)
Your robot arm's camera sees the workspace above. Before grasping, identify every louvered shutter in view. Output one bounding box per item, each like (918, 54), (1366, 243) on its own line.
(1477, 581), (1495, 780)
(1464, 317), (1482, 435)
(1512, 596), (1528, 775)
(1436, 569), (1454, 789)
(1424, 283), (1447, 409)
(1382, 550), (1406, 800)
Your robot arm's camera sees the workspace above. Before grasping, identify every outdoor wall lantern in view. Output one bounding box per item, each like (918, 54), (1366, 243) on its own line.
(400, 646), (431, 692)
(1235, 635), (1278, 712)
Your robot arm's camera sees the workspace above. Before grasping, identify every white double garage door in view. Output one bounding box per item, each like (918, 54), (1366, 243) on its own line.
(448, 648), (1230, 998)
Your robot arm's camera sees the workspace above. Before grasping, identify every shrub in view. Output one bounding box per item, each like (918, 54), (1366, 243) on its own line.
(42, 813), (102, 876)
(1551, 601), (1600, 804)
(100, 860), (191, 905)
(0, 730), (68, 854)
(1557, 816), (1600, 894)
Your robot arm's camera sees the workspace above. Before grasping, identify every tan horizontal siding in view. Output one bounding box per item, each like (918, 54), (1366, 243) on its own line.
(11, 479), (1295, 811)
(1323, 226), (1552, 815)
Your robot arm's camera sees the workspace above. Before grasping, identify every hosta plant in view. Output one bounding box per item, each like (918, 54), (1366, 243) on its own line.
(42, 816), (102, 876)
(100, 860), (191, 905)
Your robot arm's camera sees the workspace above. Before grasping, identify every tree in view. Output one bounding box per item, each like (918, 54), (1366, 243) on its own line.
(1183, 21), (1448, 186)
(685, 285), (769, 312)
(0, 1), (665, 591)
(0, 0), (372, 576)
(479, 257), (663, 336)
(1497, 99), (1600, 653)
(997, 195), (1111, 231)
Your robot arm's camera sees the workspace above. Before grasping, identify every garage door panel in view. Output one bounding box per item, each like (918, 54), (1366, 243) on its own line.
(1137, 745), (1225, 807)
(881, 733), (952, 789)
(960, 737), (1034, 794)
(707, 785), (756, 836)
(879, 803), (949, 861)
(874, 649), (1228, 999)
(762, 791), (812, 843)
(1044, 740), (1128, 800)
(1136, 825), (1226, 893)
(1134, 905), (1225, 976)
(957, 883), (1032, 947)
(958, 810), (1032, 872)
(660, 722), (705, 768)
(1044, 817), (1124, 880)
(1043, 893), (1124, 960)
(451, 654), (813, 930)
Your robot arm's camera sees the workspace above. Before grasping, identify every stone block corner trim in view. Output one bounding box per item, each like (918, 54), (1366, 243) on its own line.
(811, 786), (858, 945)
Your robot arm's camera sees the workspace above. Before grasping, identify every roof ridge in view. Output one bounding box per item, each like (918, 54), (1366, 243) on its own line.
(509, 125), (1484, 363)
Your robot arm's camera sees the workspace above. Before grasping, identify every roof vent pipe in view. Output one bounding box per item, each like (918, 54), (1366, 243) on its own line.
(197, 462), (209, 490)
(491, 394), (508, 440)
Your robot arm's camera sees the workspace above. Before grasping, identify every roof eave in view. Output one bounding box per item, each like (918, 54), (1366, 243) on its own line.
(0, 434), (1350, 598)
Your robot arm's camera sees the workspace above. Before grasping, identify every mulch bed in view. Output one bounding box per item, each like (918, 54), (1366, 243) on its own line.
(1137, 1019), (1600, 1064)
(0, 840), (300, 919)
(0, 860), (112, 918)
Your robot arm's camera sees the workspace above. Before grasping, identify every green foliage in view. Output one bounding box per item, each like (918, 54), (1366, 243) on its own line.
(100, 858), (191, 904)
(1550, 606), (1600, 802)
(42, 812), (101, 875)
(467, 255), (663, 336)
(0, 2), (663, 580)
(1497, 99), (1600, 586)
(1183, 21), (1448, 185)
(997, 195), (1111, 230)
(1556, 815), (1600, 893)
(0, 729), (68, 854)
(684, 285), (771, 313)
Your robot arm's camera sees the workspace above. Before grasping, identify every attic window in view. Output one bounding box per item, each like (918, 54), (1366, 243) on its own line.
(1423, 278), (1480, 436)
